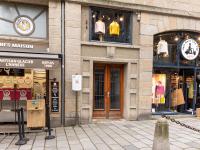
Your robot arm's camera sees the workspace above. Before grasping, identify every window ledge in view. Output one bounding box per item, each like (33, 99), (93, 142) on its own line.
(81, 41), (140, 49)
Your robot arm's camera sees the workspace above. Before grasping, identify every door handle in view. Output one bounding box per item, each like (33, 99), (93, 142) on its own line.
(107, 91), (110, 98)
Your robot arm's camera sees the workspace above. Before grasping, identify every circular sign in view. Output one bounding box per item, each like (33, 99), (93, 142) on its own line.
(181, 39), (199, 60)
(14, 16), (35, 36)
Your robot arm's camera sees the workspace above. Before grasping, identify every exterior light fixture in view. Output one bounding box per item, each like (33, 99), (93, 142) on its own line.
(174, 36), (179, 41)
(119, 17), (124, 22)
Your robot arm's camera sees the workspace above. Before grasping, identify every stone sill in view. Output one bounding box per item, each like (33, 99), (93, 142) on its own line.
(81, 41), (140, 49)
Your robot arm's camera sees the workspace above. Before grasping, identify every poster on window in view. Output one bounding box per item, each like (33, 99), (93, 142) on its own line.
(152, 74), (166, 104)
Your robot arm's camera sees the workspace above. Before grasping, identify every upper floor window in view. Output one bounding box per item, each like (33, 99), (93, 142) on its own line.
(90, 7), (132, 44)
(0, 2), (47, 39)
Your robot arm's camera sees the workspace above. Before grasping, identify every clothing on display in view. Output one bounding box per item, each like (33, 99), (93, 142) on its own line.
(171, 88), (185, 107)
(95, 20), (105, 34)
(154, 84), (165, 104)
(155, 85), (165, 96)
(188, 81), (194, 99)
(157, 40), (169, 56)
(109, 21), (120, 36)
(160, 96), (165, 104)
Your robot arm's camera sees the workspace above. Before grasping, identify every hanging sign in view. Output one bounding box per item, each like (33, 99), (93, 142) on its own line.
(181, 39), (199, 60)
(51, 81), (59, 112)
(72, 75), (82, 91)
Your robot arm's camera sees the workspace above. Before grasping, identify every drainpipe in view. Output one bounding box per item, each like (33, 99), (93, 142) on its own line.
(61, 0), (65, 126)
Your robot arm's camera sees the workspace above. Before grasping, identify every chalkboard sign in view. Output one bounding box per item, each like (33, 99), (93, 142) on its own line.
(51, 81), (59, 112)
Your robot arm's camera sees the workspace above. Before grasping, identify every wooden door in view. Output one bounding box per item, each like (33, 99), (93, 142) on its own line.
(93, 64), (123, 118)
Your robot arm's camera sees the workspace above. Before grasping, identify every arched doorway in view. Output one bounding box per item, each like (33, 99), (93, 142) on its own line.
(152, 30), (200, 115)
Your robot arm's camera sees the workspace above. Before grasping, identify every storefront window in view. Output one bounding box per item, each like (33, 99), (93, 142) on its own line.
(153, 30), (200, 115)
(90, 7), (132, 43)
(0, 2), (47, 39)
(0, 69), (46, 123)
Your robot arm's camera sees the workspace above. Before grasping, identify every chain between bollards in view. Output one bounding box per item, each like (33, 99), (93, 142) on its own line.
(162, 114), (200, 133)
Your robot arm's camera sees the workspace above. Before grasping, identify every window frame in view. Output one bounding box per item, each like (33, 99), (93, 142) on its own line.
(89, 6), (133, 44)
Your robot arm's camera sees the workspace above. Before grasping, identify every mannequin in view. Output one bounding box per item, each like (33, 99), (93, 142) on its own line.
(95, 16), (105, 41)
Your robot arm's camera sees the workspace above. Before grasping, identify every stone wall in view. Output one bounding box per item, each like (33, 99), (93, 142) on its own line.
(64, 2), (82, 125)
(68, 0), (200, 19)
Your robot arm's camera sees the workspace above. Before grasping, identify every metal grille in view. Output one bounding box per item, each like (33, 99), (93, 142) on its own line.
(94, 68), (105, 109)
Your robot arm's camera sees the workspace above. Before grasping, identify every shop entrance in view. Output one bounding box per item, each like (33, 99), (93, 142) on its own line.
(93, 64), (124, 118)
(0, 68), (46, 123)
(152, 30), (200, 115)
(0, 54), (60, 126)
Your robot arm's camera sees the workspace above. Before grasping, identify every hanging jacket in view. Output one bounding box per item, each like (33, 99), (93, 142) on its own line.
(109, 21), (120, 36)
(157, 40), (169, 56)
(95, 20), (105, 34)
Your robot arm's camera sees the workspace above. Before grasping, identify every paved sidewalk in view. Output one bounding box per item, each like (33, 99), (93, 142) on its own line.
(0, 118), (200, 150)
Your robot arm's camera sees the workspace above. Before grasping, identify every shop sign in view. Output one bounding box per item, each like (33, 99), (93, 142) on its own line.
(72, 75), (82, 91)
(0, 42), (33, 49)
(181, 39), (199, 60)
(0, 58), (60, 70)
(0, 39), (48, 52)
(14, 16), (35, 36)
(51, 81), (59, 112)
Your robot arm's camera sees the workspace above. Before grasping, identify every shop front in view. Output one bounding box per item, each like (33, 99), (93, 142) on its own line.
(0, 54), (61, 126)
(152, 30), (200, 115)
(0, 1), (63, 127)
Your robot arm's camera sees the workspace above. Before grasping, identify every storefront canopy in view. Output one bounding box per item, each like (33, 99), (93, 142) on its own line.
(0, 52), (61, 70)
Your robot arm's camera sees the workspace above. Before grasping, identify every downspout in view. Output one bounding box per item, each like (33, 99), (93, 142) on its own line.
(61, 0), (65, 126)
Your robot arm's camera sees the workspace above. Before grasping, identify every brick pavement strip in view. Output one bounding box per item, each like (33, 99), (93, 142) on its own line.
(1, 118), (200, 149)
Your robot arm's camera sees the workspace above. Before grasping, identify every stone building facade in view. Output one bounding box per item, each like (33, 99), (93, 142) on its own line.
(2, 0), (200, 126)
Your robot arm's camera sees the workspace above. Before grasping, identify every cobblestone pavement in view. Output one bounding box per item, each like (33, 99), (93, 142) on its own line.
(0, 118), (200, 150)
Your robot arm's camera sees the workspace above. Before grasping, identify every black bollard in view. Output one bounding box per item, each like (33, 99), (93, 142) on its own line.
(15, 109), (27, 145)
(20, 107), (29, 141)
(45, 104), (55, 140)
(44, 102), (52, 132)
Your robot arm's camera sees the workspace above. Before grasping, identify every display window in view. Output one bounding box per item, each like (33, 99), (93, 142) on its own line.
(90, 7), (132, 43)
(0, 69), (46, 123)
(153, 30), (200, 115)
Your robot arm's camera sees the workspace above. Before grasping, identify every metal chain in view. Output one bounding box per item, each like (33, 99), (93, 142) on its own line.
(162, 114), (200, 133)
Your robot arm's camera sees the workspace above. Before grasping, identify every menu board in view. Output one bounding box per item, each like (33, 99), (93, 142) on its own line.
(51, 81), (59, 112)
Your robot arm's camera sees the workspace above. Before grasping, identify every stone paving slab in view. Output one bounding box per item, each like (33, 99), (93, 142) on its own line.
(0, 118), (200, 149)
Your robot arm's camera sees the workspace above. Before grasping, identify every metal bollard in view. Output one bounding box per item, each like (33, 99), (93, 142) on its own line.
(20, 107), (29, 141)
(153, 118), (170, 150)
(45, 104), (55, 140)
(15, 109), (27, 145)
